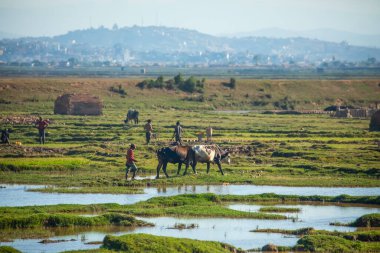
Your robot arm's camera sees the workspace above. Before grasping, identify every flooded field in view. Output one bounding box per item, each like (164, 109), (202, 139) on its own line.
(1, 184), (379, 206)
(1, 203), (379, 252)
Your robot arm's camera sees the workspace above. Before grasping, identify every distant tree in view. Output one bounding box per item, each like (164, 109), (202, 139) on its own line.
(112, 23), (119, 30)
(174, 73), (184, 85)
(156, 75), (164, 85)
(229, 78), (236, 89)
(180, 76), (196, 93)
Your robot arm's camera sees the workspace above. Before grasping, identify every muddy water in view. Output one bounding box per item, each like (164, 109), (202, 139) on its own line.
(1, 184), (379, 206)
(2, 204), (379, 253)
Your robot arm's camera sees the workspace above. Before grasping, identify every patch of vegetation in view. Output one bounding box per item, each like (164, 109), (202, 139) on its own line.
(102, 233), (245, 253)
(109, 84), (127, 96)
(136, 74), (205, 93)
(220, 193), (380, 205)
(222, 78), (236, 89)
(0, 213), (152, 229)
(167, 223), (198, 230)
(252, 227), (315, 235)
(273, 96), (296, 110)
(258, 206), (301, 213)
(27, 186), (144, 194)
(253, 229), (380, 252)
(351, 213), (380, 227)
(295, 234), (363, 252)
(117, 193), (287, 219)
(0, 246), (21, 253)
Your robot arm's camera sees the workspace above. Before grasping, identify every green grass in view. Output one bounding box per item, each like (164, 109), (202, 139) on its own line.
(251, 228), (380, 252)
(352, 213), (380, 227)
(102, 233), (245, 253)
(0, 246), (21, 253)
(27, 186), (144, 194)
(0, 213), (152, 229)
(220, 193), (380, 205)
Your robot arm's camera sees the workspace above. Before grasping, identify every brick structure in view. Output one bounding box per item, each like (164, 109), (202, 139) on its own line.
(54, 94), (103, 115)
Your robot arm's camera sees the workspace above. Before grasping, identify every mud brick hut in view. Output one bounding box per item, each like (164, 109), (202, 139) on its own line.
(54, 94), (103, 115)
(369, 110), (380, 131)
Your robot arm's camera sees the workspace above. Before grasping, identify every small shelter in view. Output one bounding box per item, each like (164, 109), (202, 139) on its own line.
(54, 94), (103, 115)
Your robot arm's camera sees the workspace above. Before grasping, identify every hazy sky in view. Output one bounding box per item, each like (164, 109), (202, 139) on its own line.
(0, 0), (379, 37)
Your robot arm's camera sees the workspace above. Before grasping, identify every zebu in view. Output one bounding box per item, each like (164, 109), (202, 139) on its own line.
(155, 145), (194, 179)
(181, 144), (229, 175)
(124, 109), (139, 124)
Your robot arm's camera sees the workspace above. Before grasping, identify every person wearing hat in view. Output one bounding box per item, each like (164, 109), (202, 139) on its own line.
(125, 143), (138, 180)
(172, 121), (183, 145)
(144, 119), (153, 144)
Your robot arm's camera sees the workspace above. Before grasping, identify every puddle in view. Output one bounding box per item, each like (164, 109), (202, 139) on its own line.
(0, 184), (379, 206)
(228, 204), (380, 231)
(1, 204), (379, 252)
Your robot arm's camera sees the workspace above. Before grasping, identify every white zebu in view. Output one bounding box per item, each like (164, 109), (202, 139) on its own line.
(181, 144), (230, 175)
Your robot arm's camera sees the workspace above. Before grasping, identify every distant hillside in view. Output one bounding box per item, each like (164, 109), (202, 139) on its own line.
(1, 26), (380, 64)
(232, 28), (380, 48)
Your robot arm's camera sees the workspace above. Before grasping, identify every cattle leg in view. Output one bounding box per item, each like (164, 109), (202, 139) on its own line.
(155, 161), (163, 179)
(216, 160), (224, 175)
(177, 163), (182, 175)
(162, 162), (169, 178)
(183, 162), (188, 175)
(190, 160), (197, 175)
(206, 162), (210, 174)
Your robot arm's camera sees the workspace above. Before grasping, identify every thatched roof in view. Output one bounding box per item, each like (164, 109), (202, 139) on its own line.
(54, 93), (103, 116)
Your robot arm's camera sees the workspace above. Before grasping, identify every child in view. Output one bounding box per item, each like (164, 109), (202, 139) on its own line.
(125, 143), (138, 180)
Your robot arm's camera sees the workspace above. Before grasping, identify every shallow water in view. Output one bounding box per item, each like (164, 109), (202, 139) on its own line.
(2, 203), (379, 252)
(1, 184), (379, 206)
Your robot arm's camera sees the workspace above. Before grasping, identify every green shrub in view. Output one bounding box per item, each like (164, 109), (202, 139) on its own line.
(352, 213), (380, 227)
(295, 234), (362, 252)
(103, 233), (244, 253)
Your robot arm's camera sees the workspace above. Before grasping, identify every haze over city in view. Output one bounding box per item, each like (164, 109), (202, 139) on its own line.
(1, 0), (379, 44)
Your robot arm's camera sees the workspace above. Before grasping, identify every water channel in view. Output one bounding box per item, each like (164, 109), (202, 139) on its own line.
(1, 184), (379, 252)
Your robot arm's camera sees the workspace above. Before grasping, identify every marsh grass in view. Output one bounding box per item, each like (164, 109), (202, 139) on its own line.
(102, 233), (245, 253)
(258, 206), (301, 213)
(0, 213), (152, 229)
(251, 228), (380, 252)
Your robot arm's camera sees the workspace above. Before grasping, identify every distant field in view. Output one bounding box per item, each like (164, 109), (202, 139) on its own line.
(0, 77), (379, 188)
(0, 77), (379, 111)
(1, 66), (380, 79)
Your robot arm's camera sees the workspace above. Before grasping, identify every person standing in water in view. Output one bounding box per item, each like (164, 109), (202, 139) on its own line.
(125, 143), (138, 180)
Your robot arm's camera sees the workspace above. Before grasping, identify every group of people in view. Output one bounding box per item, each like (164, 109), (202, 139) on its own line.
(1, 115), (211, 181)
(1, 117), (49, 145)
(126, 120), (213, 180)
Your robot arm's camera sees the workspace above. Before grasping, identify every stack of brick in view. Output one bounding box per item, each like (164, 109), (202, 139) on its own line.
(54, 94), (103, 116)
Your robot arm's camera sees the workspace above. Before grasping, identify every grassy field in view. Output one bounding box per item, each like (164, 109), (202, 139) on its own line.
(0, 77), (379, 190)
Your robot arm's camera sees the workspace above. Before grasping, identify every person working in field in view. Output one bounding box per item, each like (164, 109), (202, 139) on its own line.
(144, 119), (153, 144)
(1, 129), (10, 144)
(35, 117), (49, 144)
(173, 121), (183, 145)
(206, 126), (213, 142)
(125, 143), (138, 180)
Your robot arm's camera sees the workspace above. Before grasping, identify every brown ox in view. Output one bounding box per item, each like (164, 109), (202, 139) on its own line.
(155, 145), (195, 179)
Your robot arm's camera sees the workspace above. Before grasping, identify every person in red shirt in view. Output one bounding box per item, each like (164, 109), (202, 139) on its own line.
(35, 117), (49, 144)
(126, 143), (138, 180)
